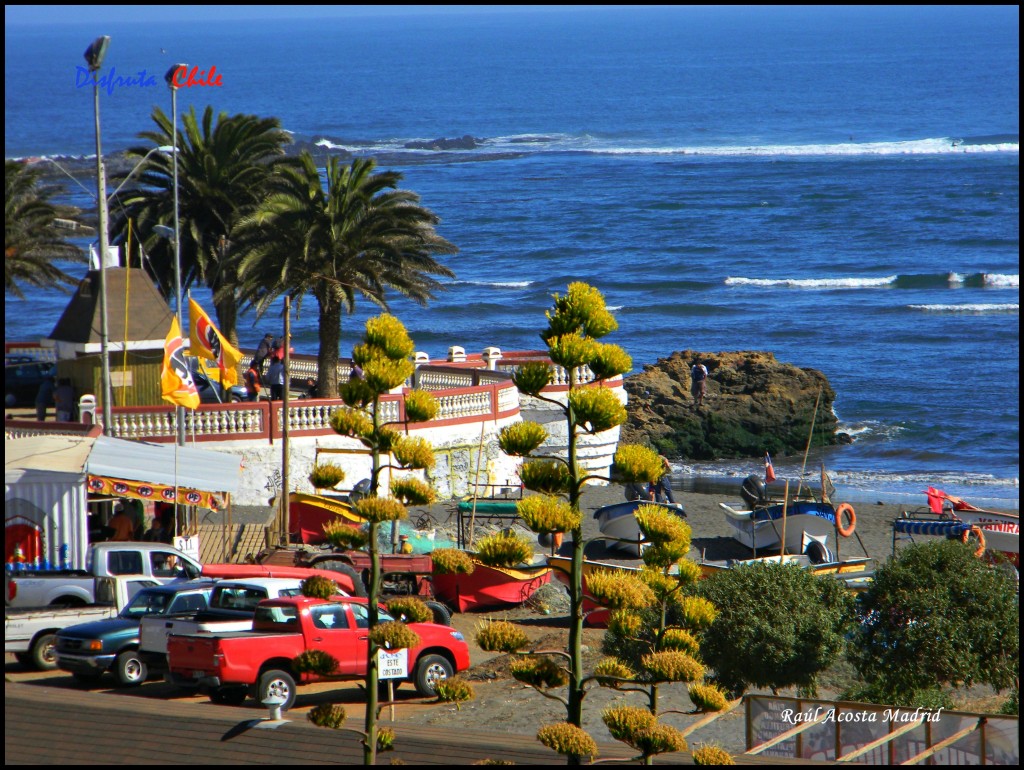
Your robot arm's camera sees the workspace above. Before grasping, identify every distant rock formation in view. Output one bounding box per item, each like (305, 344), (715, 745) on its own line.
(404, 135), (483, 150)
(621, 350), (843, 461)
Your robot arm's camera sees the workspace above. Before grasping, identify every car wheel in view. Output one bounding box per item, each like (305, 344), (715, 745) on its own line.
(114, 650), (148, 687)
(424, 600), (452, 626)
(210, 686), (249, 706)
(30, 633), (58, 671)
(257, 668), (296, 711)
(414, 654), (454, 697)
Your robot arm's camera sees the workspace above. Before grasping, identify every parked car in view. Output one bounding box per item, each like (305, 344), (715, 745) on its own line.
(5, 576), (156, 671)
(190, 363), (250, 404)
(138, 577), (305, 674)
(5, 542), (203, 608)
(168, 595), (470, 708)
(4, 360), (56, 408)
(55, 580), (215, 686)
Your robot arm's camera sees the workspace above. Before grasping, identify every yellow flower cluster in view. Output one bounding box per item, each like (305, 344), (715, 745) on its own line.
(613, 444), (663, 482)
(661, 628), (700, 655)
(392, 435), (435, 470)
(498, 421), (548, 456)
(678, 595), (719, 629)
(547, 332), (598, 370)
(536, 722), (599, 760)
(692, 744), (735, 765)
(328, 407), (373, 439)
(403, 388), (439, 423)
(431, 548), (475, 575)
(510, 657), (568, 689)
(593, 657), (636, 686)
(434, 677), (475, 706)
(688, 683), (730, 713)
(390, 476), (436, 506)
(306, 703), (347, 729)
(354, 496), (407, 524)
(384, 596), (432, 624)
(300, 575), (343, 599)
(475, 529), (534, 568)
(292, 649), (339, 676)
(641, 650), (705, 683)
(321, 520), (368, 550)
(363, 313), (414, 359)
(519, 459), (571, 495)
(308, 462), (346, 490)
(634, 505), (691, 548)
(586, 569), (656, 611)
(601, 705), (656, 740)
(474, 619), (529, 653)
(511, 361), (554, 396)
(567, 387), (628, 433)
(368, 620), (421, 651)
(517, 495), (579, 535)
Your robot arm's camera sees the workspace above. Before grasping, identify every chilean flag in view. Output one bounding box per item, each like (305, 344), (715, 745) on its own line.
(764, 452), (776, 483)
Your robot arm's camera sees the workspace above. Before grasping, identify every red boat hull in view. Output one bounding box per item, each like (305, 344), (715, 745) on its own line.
(433, 563), (551, 612)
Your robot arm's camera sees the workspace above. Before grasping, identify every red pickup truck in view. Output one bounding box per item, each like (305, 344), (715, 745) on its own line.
(166, 596), (470, 709)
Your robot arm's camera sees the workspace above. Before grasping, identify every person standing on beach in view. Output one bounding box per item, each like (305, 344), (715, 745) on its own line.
(653, 455), (676, 504)
(35, 376), (55, 421)
(691, 361), (708, 408)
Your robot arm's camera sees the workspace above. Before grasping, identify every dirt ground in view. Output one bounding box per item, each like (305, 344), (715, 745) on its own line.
(385, 482), (927, 756)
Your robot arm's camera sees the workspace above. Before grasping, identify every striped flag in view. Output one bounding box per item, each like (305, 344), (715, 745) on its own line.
(764, 452), (776, 483)
(188, 297), (242, 386)
(161, 317), (200, 410)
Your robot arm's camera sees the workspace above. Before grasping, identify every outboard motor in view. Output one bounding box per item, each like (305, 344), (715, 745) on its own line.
(740, 474), (769, 509)
(347, 478), (372, 504)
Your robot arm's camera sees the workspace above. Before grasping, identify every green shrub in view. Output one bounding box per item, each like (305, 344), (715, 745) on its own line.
(849, 539), (1019, 703)
(384, 596), (432, 624)
(475, 620), (529, 653)
(698, 562), (855, 697)
(301, 575), (341, 599)
(293, 649), (339, 676)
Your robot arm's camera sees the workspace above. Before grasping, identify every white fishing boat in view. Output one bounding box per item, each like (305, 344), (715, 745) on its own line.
(719, 499), (842, 555)
(593, 500), (687, 556)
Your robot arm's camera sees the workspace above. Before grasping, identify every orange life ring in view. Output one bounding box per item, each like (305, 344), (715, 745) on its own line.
(961, 525), (986, 558)
(835, 503), (856, 537)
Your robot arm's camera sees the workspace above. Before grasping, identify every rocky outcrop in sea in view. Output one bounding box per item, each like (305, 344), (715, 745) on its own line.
(620, 350), (843, 461)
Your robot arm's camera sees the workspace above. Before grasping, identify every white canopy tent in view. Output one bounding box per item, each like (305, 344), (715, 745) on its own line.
(5, 434), (242, 569)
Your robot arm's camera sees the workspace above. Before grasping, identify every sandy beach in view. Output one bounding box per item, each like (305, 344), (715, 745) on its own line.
(379, 482), (913, 756)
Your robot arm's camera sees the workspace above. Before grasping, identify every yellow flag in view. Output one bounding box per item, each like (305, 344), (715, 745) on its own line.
(188, 297), (242, 387)
(161, 317), (200, 410)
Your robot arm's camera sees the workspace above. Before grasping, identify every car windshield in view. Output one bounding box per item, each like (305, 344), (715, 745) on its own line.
(120, 590), (173, 619)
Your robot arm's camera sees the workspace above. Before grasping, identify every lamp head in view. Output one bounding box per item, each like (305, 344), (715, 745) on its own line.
(165, 63), (188, 89)
(84, 36), (110, 72)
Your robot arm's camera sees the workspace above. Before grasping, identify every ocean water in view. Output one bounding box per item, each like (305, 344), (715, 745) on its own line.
(4, 6), (1019, 508)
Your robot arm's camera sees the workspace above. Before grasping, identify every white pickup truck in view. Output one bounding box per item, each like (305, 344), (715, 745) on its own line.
(4, 575), (157, 670)
(139, 577), (305, 675)
(5, 542), (203, 608)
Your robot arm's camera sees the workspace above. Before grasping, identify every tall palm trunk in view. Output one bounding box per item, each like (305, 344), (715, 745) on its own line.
(316, 294), (343, 397)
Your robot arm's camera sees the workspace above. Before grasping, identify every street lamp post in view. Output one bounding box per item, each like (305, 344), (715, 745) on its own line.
(85, 35), (114, 435)
(165, 63), (187, 447)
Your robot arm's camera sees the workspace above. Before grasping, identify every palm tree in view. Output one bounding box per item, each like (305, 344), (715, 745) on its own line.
(5, 160), (86, 298)
(109, 105), (291, 345)
(229, 152), (457, 396)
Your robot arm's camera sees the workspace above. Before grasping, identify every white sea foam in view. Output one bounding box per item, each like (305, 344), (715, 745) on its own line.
(983, 273), (1019, 288)
(453, 279), (532, 289)
(725, 276), (897, 289)
(908, 303), (1019, 313)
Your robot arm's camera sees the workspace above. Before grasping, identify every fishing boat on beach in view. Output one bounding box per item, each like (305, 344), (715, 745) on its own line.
(924, 487), (1019, 566)
(697, 552), (874, 592)
(432, 557), (552, 613)
(593, 500), (687, 556)
(719, 464), (858, 559)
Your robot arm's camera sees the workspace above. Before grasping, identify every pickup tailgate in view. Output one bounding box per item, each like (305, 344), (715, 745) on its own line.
(5, 606), (114, 648)
(141, 616), (255, 656)
(168, 631), (298, 686)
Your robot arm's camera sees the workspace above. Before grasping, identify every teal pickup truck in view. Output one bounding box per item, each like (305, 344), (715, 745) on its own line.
(55, 580), (215, 687)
